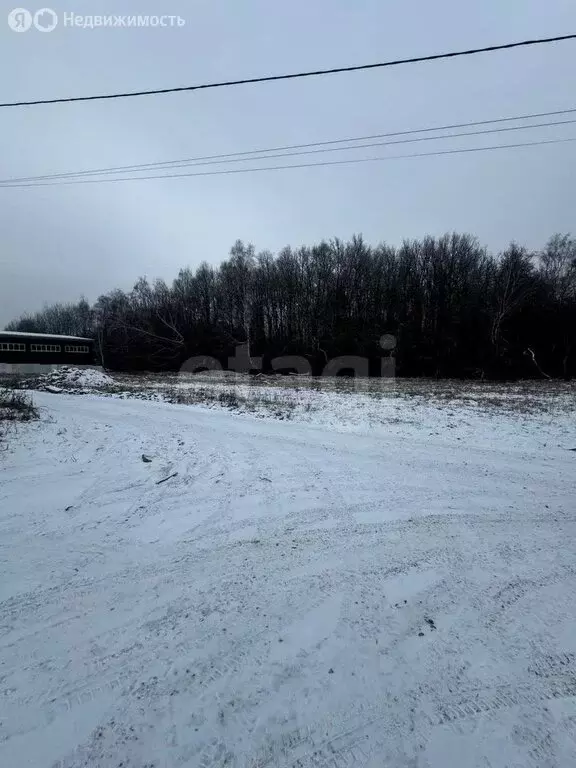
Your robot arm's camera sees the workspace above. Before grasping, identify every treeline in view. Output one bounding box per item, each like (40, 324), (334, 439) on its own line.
(6, 233), (576, 379)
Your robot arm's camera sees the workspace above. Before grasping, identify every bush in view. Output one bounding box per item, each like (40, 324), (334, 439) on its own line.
(0, 388), (39, 422)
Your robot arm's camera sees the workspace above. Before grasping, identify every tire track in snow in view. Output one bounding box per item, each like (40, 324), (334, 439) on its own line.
(484, 566), (576, 629)
(247, 676), (576, 768)
(44, 567), (350, 766)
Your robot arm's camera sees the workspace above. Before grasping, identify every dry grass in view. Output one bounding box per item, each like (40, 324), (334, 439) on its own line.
(109, 372), (576, 416)
(4, 367), (574, 418)
(0, 388), (39, 422)
(0, 388), (39, 448)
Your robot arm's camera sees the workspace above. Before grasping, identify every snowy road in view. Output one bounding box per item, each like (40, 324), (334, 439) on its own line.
(1, 392), (576, 767)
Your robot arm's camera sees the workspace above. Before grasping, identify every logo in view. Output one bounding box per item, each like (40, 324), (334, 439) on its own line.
(7, 6), (58, 31)
(34, 7), (57, 31)
(7, 7), (32, 31)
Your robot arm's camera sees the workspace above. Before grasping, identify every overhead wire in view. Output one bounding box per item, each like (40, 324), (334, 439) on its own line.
(1, 34), (575, 108)
(2, 108), (575, 186)
(3, 136), (575, 188)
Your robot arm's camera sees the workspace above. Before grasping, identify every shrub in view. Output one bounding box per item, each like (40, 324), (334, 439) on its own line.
(0, 388), (39, 422)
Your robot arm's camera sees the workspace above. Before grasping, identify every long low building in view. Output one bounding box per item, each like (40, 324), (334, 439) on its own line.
(0, 331), (97, 373)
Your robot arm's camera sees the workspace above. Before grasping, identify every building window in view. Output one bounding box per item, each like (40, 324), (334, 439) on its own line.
(65, 345), (89, 353)
(30, 344), (61, 352)
(0, 342), (26, 351)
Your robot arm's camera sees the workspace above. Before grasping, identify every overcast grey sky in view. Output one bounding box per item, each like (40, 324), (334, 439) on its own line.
(1, 0), (575, 327)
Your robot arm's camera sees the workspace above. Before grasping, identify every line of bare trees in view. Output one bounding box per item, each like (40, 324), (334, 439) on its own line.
(6, 233), (576, 379)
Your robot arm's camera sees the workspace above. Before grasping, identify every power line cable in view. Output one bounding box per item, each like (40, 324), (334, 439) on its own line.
(4, 136), (574, 188)
(1, 34), (575, 108)
(2, 108), (575, 185)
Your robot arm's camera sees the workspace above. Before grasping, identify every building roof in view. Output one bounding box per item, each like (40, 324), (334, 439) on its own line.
(0, 331), (94, 342)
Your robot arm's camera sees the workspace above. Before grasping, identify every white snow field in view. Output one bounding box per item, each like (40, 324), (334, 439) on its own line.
(1, 389), (576, 768)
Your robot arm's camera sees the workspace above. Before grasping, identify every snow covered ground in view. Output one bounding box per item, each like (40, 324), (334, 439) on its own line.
(1, 388), (576, 767)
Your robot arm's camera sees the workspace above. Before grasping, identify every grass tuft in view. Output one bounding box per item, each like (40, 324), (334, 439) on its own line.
(0, 388), (39, 422)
